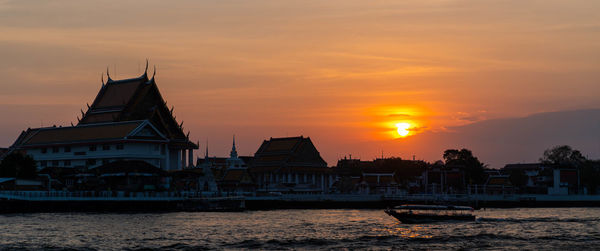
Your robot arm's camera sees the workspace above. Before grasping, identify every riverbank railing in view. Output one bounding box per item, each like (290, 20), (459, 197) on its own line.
(0, 190), (242, 201)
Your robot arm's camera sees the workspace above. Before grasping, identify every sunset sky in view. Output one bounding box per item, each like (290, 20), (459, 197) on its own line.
(1, 0), (599, 168)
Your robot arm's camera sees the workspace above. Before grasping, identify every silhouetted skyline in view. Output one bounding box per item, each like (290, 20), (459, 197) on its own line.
(1, 0), (599, 167)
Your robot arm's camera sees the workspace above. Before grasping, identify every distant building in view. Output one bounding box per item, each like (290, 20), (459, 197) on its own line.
(423, 163), (465, 194)
(249, 136), (334, 194)
(7, 68), (197, 171)
(358, 171), (402, 195)
(218, 136), (256, 195)
(334, 156), (426, 194)
(483, 175), (514, 195)
(503, 163), (553, 194)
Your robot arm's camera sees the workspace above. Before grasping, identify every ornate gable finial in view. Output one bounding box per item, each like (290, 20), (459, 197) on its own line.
(144, 59), (149, 75)
(106, 67), (112, 82)
(101, 73), (105, 87)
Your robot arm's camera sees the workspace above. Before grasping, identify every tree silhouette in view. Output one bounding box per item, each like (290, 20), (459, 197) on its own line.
(540, 145), (586, 167)
(443, 148), (486, 185)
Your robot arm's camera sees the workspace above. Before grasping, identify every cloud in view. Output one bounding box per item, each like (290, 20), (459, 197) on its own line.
(387, 113), (412, 119)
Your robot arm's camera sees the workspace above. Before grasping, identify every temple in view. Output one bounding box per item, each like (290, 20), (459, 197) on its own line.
(8, 65), (198, 171)
(249, 136), (333, 194)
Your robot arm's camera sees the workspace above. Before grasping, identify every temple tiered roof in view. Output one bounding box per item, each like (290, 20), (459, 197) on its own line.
(250, 136), (327, 173)
(79, 67), (196, 149)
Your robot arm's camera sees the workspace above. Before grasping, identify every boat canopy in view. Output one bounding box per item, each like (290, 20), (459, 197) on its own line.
(393, 205), (474, 211)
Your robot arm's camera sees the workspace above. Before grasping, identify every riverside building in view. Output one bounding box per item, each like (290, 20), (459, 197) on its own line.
(249, 136), (335, 194)
(8, 65), (198, 171)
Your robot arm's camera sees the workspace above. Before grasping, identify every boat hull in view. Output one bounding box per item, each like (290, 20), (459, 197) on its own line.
(384, 209), (475, 224)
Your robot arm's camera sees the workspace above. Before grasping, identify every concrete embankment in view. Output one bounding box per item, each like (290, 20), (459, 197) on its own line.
(0, 191), (244, 213)
(3, 192), (600, 212)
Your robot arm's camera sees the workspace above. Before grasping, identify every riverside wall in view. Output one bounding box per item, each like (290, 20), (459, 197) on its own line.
(3, 191), (600, 212)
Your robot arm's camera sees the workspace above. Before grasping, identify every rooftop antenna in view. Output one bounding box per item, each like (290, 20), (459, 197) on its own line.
(152, 65), (156, 78)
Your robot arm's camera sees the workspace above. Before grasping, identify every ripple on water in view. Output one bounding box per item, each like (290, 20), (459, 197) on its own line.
(0, 208), (599, 250)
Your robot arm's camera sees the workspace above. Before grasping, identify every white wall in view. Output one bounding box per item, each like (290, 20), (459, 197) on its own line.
(26, 141), (167, 170)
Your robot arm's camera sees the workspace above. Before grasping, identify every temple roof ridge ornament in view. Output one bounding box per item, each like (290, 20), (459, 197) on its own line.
(106, 67), (113, 82)
(147, 65), (156, 84)
(143, 59), (149, 77)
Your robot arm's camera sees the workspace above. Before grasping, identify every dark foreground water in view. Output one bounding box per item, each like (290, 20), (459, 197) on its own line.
(1, 208), (599, 250)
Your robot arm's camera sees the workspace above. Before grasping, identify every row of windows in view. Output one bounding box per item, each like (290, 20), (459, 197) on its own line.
(40, 158), (112, 167)
(41, 144), (125, 154)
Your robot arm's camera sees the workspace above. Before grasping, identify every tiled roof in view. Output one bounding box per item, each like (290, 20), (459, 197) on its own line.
(486, 176), (512, 186)
(503, 163), (549, 170)
(264, 137), (302, 152)
(80, 112), (121, 124)
(254, 155), (289, 163)
(76, 73), (197, 149)
(20, 121), (143, 146)
(94, 80), (144, 108)
(252, 136), (327, 168)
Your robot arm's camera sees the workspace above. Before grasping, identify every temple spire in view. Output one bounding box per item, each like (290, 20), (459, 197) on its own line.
(230, 135), (238, 158)
(205, 139), (209, 159)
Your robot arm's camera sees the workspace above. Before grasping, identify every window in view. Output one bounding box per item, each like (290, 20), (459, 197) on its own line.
(41, 148), (47, 154)
(64, 146), (71, 152)
(52, 147), (59, 153)
(89, 145), (97, 151)
(87, 159), (96, 166)
(116, 144), (124, 150)
(64, 160), (71, 166)
(52, 160), (59, 166)
(153, 144), (159, 151)
(102, 159), (108, 165)
(41, 161), (47, 167)
(102, 145), (110, 151)
(160, 145), (166, 155)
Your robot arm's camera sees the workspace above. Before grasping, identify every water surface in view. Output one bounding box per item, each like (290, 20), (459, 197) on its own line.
(1, 208), (599, 250)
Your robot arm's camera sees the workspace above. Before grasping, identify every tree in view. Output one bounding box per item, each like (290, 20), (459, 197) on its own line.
(0, 152), (37, 178)
(443, 148), (486, 185)
(540, 145), (586, 168)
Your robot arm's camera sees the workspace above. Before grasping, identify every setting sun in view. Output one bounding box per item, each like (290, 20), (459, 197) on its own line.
(396, 122), (411, 137)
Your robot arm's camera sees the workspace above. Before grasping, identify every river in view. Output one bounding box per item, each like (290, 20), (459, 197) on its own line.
(1, 208), (599, 250)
